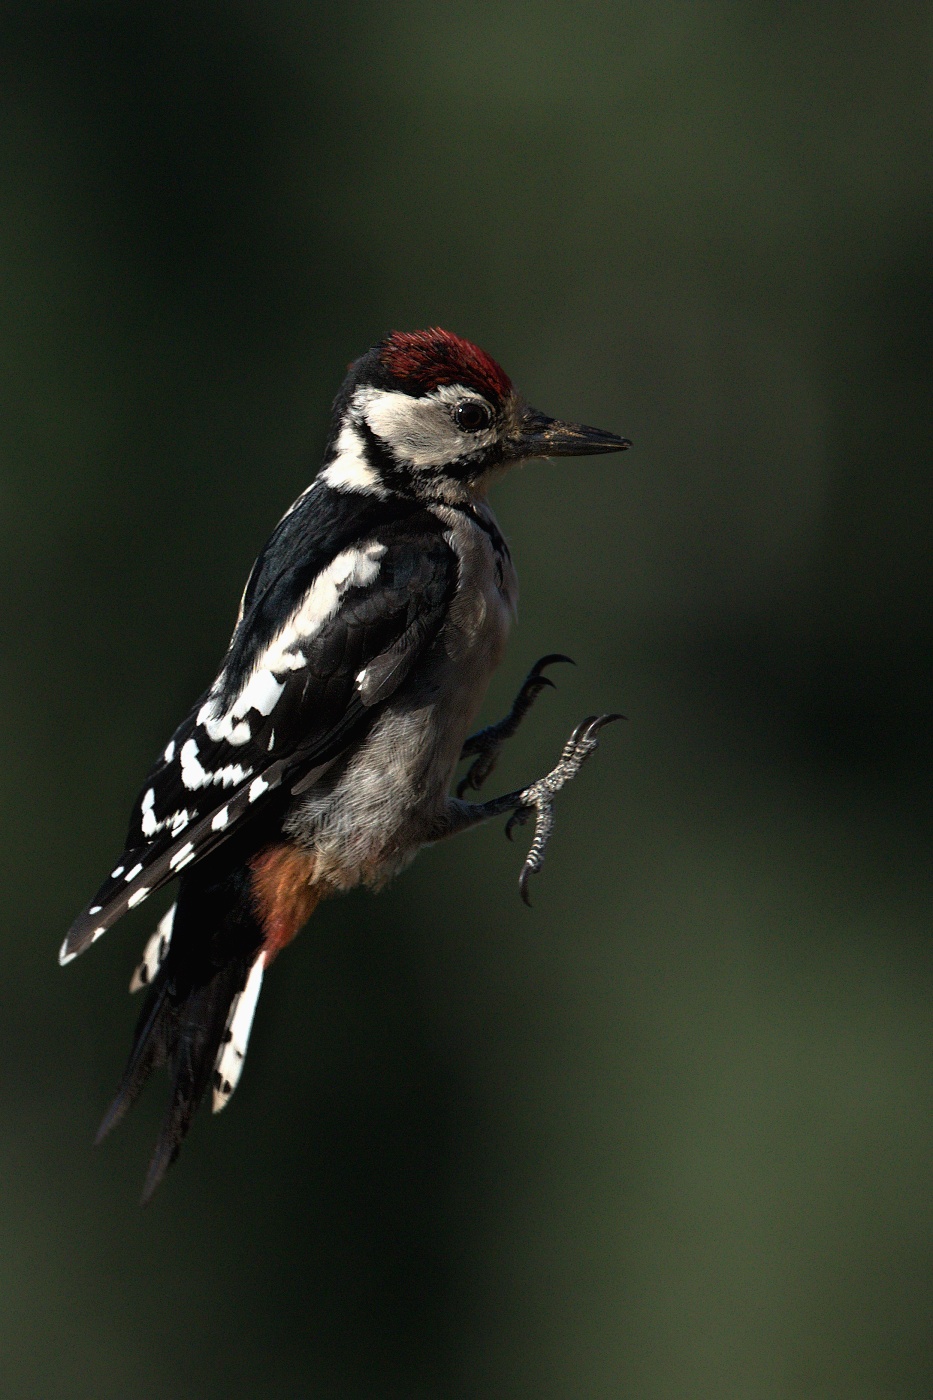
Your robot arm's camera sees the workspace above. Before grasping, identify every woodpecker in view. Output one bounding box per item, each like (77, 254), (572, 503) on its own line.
(61, 328), (630, 1200)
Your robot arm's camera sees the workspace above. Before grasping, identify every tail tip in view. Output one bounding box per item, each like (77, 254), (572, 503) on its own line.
(59, 921), (108, 967)
(140, 1140), (179, 1206)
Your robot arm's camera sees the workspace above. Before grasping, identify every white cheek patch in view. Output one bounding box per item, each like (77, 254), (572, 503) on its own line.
(357, 385), (496, 470)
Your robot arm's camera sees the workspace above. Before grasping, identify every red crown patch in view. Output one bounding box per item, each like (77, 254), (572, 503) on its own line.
(381, 328), (512, 401)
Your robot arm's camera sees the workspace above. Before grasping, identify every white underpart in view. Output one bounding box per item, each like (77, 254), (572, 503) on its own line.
(213, 952), (266, 1112)
(139, 786), (191, 839)
(357, 383), (497, 470)
(130, 903), (176, 993)
(196, 543), (385, 754)
(319, 422), (388, 495)
(179, 738), (252, 791)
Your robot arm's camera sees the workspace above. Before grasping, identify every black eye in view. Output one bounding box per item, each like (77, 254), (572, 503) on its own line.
(454, 401), (492, 432)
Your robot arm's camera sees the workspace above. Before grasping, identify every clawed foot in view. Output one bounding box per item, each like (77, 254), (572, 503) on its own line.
(506, 713), (623, 906)
(457, 654), (573, 798)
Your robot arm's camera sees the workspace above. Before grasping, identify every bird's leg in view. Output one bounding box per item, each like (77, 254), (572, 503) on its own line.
(457, 654), (573, 798)
(440, 713), (622, 905)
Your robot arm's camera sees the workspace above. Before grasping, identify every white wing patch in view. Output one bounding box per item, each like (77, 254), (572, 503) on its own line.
(179, 738), (253, 792)
(130, 903), (176, 993)
(197, 668), (284, 746)
(194, 541), (386, 756)
(212, 951), (266, 1112)
(134, 541), (386, 843)
(140, 787), (191, 838)
(250, 541), (387, 676)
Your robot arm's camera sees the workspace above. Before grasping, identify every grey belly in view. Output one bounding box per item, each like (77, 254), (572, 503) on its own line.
(282, 636), (500, 890)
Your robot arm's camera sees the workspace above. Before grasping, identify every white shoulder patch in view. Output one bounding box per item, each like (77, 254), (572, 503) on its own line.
(212, 951), (266, 1112)
(319, 422), (387, 496)
(130, 903), (176, 993)
(196, 541), (386, 754)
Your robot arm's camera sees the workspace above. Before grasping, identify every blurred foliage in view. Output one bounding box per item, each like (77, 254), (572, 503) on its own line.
(0, 2), (932, 1396)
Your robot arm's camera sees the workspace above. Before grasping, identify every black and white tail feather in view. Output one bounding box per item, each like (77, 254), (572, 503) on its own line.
(97, 856), (268, 1203)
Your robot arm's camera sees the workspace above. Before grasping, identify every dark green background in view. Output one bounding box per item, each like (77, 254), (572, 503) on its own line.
(2, 3), (932, 1396)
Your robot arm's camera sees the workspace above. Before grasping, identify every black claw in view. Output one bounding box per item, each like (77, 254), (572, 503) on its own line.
(580, 712), (624, 742)
(457, 765), (486, 798)
(531, 653), (575, 675)
(568, 714), (599, 744)
(519, 865), (534, 906)
(505, 806), (531, 841)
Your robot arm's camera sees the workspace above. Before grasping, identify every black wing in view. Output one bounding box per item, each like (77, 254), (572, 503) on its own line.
(62, 503), (456, 964)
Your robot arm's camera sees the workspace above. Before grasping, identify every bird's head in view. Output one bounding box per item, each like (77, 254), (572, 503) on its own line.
(319, 328), (631, 503)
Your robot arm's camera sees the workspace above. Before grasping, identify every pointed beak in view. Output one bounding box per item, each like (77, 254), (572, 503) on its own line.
(512, 408), (632, 459)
